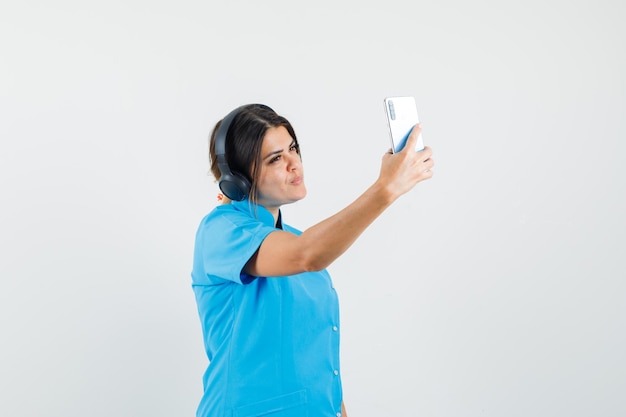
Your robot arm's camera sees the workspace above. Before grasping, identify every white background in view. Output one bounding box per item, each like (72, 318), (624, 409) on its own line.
(1, 1), (625, 416)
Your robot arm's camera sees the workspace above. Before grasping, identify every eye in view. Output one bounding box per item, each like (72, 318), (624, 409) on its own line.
(269, 155), (281, 164)
(289, 144), (299, 153)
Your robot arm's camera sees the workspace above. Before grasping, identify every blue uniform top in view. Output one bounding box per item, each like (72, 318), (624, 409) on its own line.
(191, 199), (343, 417)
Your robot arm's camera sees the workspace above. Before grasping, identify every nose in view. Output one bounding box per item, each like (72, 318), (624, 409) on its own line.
(286, 153), (301, 171)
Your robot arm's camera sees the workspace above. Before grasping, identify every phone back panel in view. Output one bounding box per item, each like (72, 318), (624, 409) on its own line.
(384, 96), (424, 152)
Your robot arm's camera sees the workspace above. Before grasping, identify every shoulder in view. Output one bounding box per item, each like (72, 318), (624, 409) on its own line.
(193, 203), (280, 284)
(195, 202), (279, 251)
(198, 203), (266, 233)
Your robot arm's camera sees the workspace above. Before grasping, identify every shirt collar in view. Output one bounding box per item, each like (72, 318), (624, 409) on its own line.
(230, 199), (282, 229)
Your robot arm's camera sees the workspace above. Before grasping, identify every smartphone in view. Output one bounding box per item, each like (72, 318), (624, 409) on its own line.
(384, 96), (424, 153)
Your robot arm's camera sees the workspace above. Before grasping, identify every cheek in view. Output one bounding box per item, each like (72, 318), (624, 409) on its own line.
(256, 169), (278, 191)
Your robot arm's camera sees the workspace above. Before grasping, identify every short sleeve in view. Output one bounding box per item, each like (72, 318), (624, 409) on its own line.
(192, 207), (278, 285)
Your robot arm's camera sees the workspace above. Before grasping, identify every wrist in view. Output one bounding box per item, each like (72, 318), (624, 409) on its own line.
(369, 180), (397, 207)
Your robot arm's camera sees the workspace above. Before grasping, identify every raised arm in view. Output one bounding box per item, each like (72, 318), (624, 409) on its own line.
(245, 124), (434, 277)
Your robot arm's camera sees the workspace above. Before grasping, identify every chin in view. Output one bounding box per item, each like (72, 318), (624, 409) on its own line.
(287, 194), (306, 205)
(294, 188), (307, 201)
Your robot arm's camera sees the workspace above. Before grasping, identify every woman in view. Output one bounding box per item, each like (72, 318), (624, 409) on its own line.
(191, 104), (434, 416)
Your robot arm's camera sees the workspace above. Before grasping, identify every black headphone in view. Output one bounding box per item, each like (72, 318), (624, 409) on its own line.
(214, 104), (274, 201)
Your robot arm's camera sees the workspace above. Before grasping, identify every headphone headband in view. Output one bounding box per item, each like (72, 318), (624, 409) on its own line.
(214, 106), (244, 157)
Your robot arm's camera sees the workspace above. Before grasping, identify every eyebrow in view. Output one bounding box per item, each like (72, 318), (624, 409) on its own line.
(262, 139), (297, 161)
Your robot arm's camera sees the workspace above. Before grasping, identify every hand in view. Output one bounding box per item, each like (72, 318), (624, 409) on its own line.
(377, 123), (434, 199)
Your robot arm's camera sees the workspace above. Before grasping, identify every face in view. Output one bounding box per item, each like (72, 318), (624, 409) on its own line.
(255, 126), (306, 215)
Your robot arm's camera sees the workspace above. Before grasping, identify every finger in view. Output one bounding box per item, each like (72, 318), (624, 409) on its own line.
(420, 154), (434, 170)
(400, 123), (422, 154)
(417, 145), (432, 160)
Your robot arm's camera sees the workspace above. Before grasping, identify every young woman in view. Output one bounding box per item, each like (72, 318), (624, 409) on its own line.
(191, 104), (434, 417)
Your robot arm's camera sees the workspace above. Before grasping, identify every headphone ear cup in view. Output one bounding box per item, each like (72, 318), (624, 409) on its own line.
(214, 104), (271, 201)
(218, 172), (251, 201)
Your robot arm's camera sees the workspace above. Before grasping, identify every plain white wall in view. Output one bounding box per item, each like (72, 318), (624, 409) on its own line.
(1, 1), (624, 416)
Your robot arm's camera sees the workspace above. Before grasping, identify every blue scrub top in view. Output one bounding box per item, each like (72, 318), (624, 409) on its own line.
(191, 200), (343, 417)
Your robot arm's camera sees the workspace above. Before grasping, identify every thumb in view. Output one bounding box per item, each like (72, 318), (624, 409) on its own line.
(400, 123), (422, 153)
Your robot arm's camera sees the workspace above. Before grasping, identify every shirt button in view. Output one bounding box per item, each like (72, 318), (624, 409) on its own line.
(333, 370), (339, 375)
(336, 413), (341, 417)
(332, 326), (338, 331)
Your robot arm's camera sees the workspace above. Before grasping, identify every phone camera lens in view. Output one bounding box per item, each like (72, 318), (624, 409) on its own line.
(388, 101), (396, 120)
